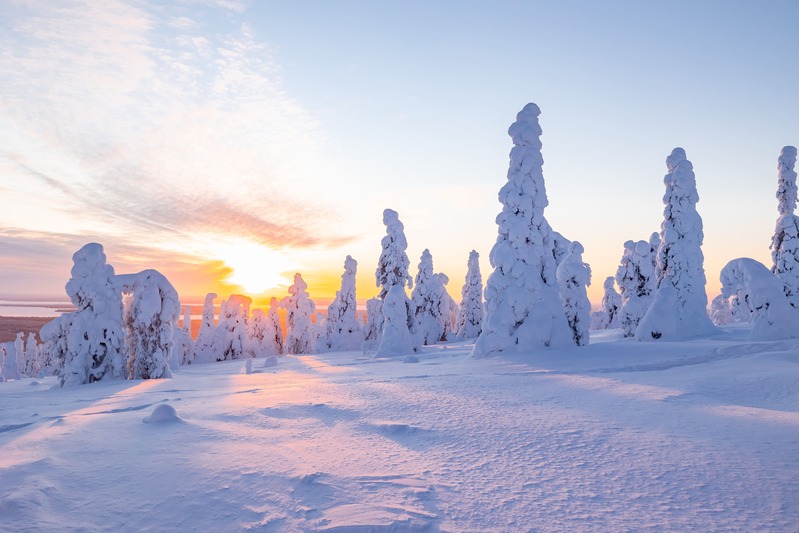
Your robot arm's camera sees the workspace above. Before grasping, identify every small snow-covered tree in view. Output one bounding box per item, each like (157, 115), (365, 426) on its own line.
(20, 332), (40, 377)
(375, 285), (414, 357)
(770, 146), (799, 308)
(323, 255), (362, 351)
(118, 270), (179, 380)
(361, 298), (384, 351)
(435, 273), (459, 342)
(281, 274), (317, 354)
(267, 297), (284, 355)
(59, 243), (127, 386)
(637, 148), (716, 341)
(615, 239), (659, 337)
(375, 209), (413, 299)
(182, 305), (192, 336)
(193, 293), (221, 364)
(411, 249), (443, 346)
(216, 294), (251, 361)
(248, 309), (275, 357)
(0, 341), (18, 380)
(473, 103), (573, 356)
(456, 250), (483, 339)
(720, 258), (799, 340)
(39, 313), (72, 378)
(552, 231), (572, 266)
(590, 277), (622, 330)
(556, 242), (592, 346)
(709, 294), (734, 326)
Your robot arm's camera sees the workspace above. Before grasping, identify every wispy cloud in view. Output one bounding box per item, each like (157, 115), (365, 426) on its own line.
(0, 0), (352, 282)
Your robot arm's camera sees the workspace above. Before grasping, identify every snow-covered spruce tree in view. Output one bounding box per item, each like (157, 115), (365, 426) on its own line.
(590, 277), (622, 330)
(411, 249), (444, 346)
(39, 313), (72, 379)
(472, 103), (573, 356)
(172, 303), (195, 366)
(59, 243), (127, 386)
(14, 332), (28, 377)
(361, 298), (384, 352)
(455, 250), (483, 339)
(636, 148), (716, 340)
(193, 293), (221, 364)
(0, 341), (17, 381)
(770, 146), (799, 308)
(375, 209), (413, 299)
(267, 297), (284, 355)
(215, 294), (251, 361)
(435, 273), (459, 342)
(615, 239), (658, 337)
(117, 270), (180, 380)
(22, 332), (39, 377)
(323, 255), (362, 351)
(556, 241), (592, 346)
(375, 284), (414, 357)
(247, 309), (279, 357)
(281, 273), (317, 354)
(709, 294), (735, 326)
(721, 258), (799, 340)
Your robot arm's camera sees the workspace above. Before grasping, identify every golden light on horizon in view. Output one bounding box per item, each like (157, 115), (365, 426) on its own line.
(220, 241), (293, 295)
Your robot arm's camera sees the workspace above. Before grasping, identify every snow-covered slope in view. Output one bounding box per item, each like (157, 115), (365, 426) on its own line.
(1, 329), (797, 531)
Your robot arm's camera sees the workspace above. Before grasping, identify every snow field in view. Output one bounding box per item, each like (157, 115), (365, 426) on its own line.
(1, 328), (798, 531)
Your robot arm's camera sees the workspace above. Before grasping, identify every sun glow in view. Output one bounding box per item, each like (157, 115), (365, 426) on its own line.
(220, 241), (294, 294)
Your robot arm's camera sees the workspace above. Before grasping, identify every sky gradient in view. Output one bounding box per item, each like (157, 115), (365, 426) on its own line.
(2, 0), (798, 307)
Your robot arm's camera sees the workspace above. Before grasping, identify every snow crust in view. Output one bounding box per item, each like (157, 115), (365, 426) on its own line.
(2, 330), (798, 531)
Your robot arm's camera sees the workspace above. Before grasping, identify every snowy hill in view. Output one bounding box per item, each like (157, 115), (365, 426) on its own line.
(1, 328), (797, 531)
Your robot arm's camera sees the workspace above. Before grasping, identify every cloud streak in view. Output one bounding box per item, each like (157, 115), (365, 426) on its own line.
(0, 0), (352, 271)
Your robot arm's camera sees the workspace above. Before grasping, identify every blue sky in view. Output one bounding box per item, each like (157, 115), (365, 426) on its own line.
(1, 0), (797, 304)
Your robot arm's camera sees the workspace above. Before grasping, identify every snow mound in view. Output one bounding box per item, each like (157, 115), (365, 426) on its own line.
(263, 355), (278, 368)
(143, 403), (183, 424)
(403, 355), (420, 363)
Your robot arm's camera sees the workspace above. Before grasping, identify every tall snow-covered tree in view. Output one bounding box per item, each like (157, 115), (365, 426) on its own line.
(615, 238), (659, 337)
(267, 297), (284, 355)
(472, 103), (573, 357)
(411, 249), (444, 346)
(323, 255), (362, 351)
(281, 273), (317, 354)
(59, 243), (127, 386)
(193, 293), (221, 364)
(637, 148), (716, 341)
(590, 277), (622, 330)
(455, 250), (483, 339)
(770, 146), (799, 308)
(182, 305), (192, 337)
(709, 294), (735, 326)
(556, 242), (592, 346)
(118, 270), (179, 380)
(375, 285), (414, 357)
(721, 258), (799, 340)
(375, 209), (413, 299)
(216, 294), (251, 361)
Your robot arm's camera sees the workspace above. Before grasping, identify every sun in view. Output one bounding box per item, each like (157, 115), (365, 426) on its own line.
(220, 241), (293, 294)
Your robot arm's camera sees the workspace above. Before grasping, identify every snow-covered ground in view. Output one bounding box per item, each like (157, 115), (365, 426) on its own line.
(2, 327), (798, 532)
